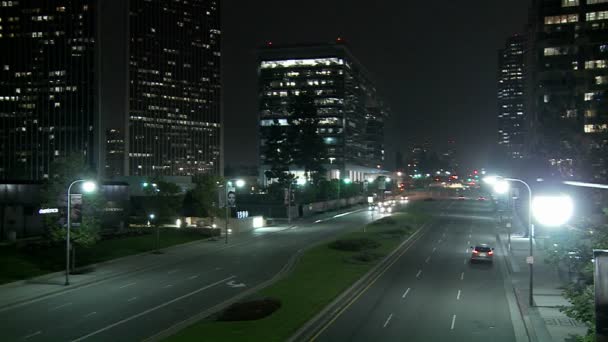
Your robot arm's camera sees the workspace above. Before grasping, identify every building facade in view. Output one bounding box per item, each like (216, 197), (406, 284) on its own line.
(498, 34), (527, 160)
(0, 1), (98, 180)
(258, 41), (389, 183)
(129, 0), (221, 176)
(0, 0), (222, 181)
(529, 0), (608, 181)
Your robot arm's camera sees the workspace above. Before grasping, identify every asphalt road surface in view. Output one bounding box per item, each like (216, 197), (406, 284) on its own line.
(314, 199), (519, 342)
(2, 204), (403, 342)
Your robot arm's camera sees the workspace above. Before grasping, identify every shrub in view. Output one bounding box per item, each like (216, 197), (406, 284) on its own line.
(328, 238), (380, 252)
(218, 298), (281, 321)
(349, 251), (383, 263)
(371, 217), (397, 226)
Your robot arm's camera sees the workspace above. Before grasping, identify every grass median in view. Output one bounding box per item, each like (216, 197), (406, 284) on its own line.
(0, 228), (215, 285)
(167, 206), (431, 342)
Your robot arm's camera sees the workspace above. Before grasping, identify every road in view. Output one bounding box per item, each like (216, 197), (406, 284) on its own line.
(314, 199), (520, 342)
(1, 204), (407, 342)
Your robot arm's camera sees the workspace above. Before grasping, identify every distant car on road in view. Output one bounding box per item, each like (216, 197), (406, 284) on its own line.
(470, 244), (494, 263)
(458, 195), (466, 200)
(477, 196), (486, 201)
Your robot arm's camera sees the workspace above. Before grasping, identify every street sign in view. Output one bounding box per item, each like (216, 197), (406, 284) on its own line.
(367, 196), (374, 204)
(526, 256), (534, 264)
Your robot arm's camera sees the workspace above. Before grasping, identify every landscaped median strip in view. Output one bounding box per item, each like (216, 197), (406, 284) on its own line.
(163, 208), (431, 342)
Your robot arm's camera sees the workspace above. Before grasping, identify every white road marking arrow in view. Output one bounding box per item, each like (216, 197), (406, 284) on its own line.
(226, 280), (246, 288)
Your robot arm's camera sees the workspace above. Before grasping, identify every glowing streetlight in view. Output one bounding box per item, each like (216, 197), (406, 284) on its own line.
(235, 179), (246, 188)
(296, 177), (307, 186)
(532, 195), (574, 227)
(493, 180), (510, 194)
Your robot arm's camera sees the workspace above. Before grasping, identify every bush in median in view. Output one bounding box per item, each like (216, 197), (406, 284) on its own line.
(328, 238), (380, 252)
(217, 298), (281, 321)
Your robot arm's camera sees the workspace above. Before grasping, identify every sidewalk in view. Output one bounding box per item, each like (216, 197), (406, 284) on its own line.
(497, 214), (587, 342)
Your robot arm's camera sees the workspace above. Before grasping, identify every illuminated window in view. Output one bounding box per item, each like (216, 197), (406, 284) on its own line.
(544, 14), (579, 24)
(585, 109), (597, 117)
(584, 124), (608, 133)
(562, 0), (578, 6)
(589, 0), (608, 4)
(585, 60), (608, 69)
(586, 11), (608, 21)
(544, 47), (571, 56)
(261, 58), (344, 69)
(585, 92), (599, 101)
(261, 119), (288, 126)
(596, 76), (608, 84)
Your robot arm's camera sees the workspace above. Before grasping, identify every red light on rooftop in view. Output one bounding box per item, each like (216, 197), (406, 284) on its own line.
(267, 41), (273, 46)
(336, 37), (343, 42)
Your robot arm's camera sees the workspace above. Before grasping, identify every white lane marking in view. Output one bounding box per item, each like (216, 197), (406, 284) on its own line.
(464, 258), (468, 265)
(451, 314), (457, 330)
(24, 331), (42, 339)
(457, 290), (461, 300)
(167, 269), (179, 275)
(402, 288), (411, 299)
(467, 241), (470, 245)
(460, 272), (464, 281)
(188, 275), (199, 280)
(465, 248), (469, 253)
(84, 311), (97, 318)
(416, 270), (422, 278)
(425, 256), (431, 264)
(438, 240), (442, 244)
(215, 267), (222, 271)
(71, 276), (236, 342)
(314, 219), (323, 223)
(469, 234), (472, 238)
(119, 282), (136, 289)
(127, 297), (137, 302)
(442, 233), (446, 238)
(333, 211), (356, 218)
(164, 284), (173, 288)
(50, 302), (72, 311)
(383, 313), (393, 328)
(432, 247), (436, 252)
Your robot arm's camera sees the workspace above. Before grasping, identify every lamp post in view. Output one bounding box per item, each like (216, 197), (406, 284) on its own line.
(65, 180), (97, 286)
(484, 175), (573, 306)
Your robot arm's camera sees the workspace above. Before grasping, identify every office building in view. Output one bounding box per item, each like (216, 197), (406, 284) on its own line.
(129, 0), (221, 176)
(0, 0), (222, 180)
(258, 41), (389, 183)
(529, 0), (608, 180)
(498, 34), (526, 160)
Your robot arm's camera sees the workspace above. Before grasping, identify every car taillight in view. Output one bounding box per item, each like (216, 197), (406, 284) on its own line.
(472, 250), (479, 254)
(488, 251), (493, 255)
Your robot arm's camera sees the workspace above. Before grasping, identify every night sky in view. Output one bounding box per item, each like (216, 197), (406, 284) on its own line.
(222, 0), (530, 171)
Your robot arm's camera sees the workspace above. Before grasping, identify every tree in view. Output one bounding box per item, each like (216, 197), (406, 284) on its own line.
(183, 174), (222, 218)
(141, 178), (183, 224)
(548, 208), (608, 341)
(288, 93), (327, 183)
(41, 154), (102, 269)
(264, 120), (293, 185)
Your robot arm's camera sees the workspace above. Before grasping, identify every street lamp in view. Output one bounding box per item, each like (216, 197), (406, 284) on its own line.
(65, 180), (97, 286)
(484, 175), (573, 306)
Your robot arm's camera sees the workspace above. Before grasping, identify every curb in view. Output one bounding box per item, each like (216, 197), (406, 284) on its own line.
(288, 222), (429, 342)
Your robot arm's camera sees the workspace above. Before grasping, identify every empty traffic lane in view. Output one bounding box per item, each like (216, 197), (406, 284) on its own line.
(315, 200), (518, 342)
